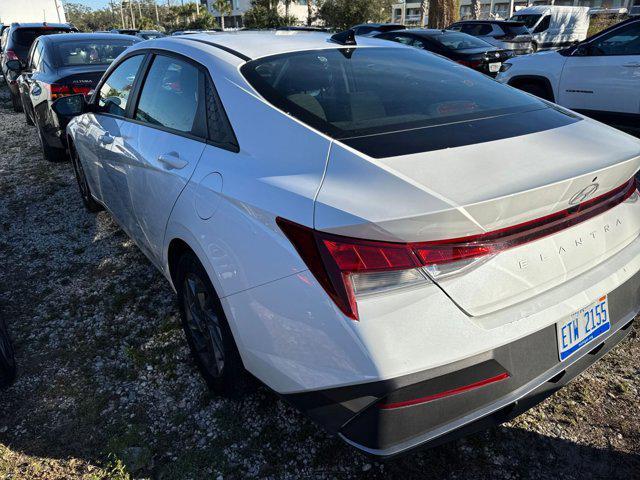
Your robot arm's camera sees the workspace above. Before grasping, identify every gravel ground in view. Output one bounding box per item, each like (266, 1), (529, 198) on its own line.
(0, 81), (638, 480)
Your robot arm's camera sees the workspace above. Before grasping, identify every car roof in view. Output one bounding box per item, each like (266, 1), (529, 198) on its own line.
(451, 20), (523, 25)
(9, 23), (74, 30)
(156, 30), (402, 61)
(38, 32), (141, 43)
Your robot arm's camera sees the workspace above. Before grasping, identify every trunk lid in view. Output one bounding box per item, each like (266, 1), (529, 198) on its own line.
(315, 117), (640, 316)
(55, 65), (107, 92)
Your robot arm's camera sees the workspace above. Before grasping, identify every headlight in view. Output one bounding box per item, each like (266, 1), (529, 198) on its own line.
(499, 63), (513, 73)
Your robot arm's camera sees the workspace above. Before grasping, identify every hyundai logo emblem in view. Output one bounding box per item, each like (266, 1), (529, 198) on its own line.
(569, 183), (599, 205)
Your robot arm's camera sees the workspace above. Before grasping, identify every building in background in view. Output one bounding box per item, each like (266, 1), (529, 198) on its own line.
(0, 0), (66, 24)
(205, 0), (318, 29)
(391, 0), (637, 23)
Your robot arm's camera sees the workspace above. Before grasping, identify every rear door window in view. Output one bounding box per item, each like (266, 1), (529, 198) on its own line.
(590, 21), (640, 55)
(134, 55), (200, 134)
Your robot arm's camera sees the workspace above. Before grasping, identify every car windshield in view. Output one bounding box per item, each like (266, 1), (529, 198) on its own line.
(12, 28), (71, 58)
(241, 47), (546, 139)
(431, 32), (493, 50)
(509, 14), (542, 29)
(54, 39), (136, 67)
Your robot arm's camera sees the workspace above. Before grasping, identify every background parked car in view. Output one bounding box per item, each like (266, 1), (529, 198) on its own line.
(0, 23), (9, 52)
(375, 29), (512, 77)
(448, 20), (533, 55)
(510, 5), (591, 51)
(109, 28), (139, 36)
(136, 30), (166, 40)
(497, 17), (640, 135)
(351, 23), (406, 36)
(11, 32), (141, 161)
(1, 22), (77, 112)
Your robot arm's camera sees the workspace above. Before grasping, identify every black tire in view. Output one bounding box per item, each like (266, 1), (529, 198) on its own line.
(0, 318), (16, 389)
(519, 82), (554, 102)
(24, 104), (34, 126)
(70, 141), (103, 212)
(37, 126), (66, 162)
(176, 251), (246, 395)
(10, 91), (23, 113)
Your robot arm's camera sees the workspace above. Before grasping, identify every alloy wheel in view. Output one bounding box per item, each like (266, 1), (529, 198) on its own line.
(182, 273), (225, 378)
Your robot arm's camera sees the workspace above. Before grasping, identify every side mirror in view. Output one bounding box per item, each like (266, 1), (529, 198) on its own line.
(6, 59), (22, 72)
(573, 43), (592, 56)
(52, 94), (87, 117)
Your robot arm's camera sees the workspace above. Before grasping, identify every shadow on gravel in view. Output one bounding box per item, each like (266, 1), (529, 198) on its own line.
(0, 81), (638, 480)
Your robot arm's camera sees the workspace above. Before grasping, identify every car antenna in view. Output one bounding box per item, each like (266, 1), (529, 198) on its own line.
(330, 29), (357, 46)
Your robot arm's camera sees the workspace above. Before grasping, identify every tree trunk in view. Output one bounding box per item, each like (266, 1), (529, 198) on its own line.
(419, 0), (427, 27)
(471, 0), (481, 19)
(306, 0), (312, 26)
(221, 15), (225, 30)
(428, 0), (458, 28)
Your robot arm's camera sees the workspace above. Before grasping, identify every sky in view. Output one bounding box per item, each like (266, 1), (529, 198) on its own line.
(68, 0), (112, 8)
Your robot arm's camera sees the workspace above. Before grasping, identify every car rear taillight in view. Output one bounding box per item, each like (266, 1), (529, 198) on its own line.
(5, 49), (19, 61)
(278, 178), (637, 321)
(44, 83), (90, 100)
(457, 59), (482, 69)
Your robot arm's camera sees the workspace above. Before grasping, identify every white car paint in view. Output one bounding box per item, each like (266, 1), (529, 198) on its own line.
(65, 31), (640, 455)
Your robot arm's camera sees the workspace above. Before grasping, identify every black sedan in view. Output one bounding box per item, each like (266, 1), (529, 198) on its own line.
(8, 33), (140, 161)
(375, 29), (512, 77)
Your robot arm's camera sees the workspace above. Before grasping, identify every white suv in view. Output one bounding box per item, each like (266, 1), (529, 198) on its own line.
(497, 18), (640, 134)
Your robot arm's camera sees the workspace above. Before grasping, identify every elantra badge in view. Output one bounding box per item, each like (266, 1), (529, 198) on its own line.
(569, 183), (599, 205)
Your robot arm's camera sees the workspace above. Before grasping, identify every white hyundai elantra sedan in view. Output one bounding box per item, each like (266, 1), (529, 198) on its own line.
(55, 30), (640, 457)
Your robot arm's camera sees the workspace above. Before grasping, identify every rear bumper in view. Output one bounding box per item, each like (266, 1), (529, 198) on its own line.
(284, 270), (640, 458)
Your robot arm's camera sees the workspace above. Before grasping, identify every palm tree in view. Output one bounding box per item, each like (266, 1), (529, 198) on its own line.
(306, 0), (313, 26)
(212, 0), (232, 30)
(419, 0), (428, 27)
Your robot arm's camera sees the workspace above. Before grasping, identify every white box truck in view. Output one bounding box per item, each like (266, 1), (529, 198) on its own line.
(510, 6), (590, 51)
(0, 0), (66, 24)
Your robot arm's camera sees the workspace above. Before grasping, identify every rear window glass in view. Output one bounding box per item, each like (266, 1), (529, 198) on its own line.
(510, 14), (542, 29)
(55, 39), (136, 67)
(12, 28), (70, 56)
(502, 23), (530, 36)
(432, 32), (492, 50)
(241, 47), (546, 139)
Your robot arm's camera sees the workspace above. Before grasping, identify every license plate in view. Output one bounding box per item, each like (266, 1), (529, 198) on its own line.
(489, 62), (501, 73)
(556, 296), (610, 361)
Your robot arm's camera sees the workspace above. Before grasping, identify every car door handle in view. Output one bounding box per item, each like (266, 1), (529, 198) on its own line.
(98, 133), (114, 145)
(622, 62), (640, 68)
(158, 152), (188, 170)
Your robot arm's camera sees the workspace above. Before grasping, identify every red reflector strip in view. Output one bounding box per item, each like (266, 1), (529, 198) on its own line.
(378, 372), (510, 410)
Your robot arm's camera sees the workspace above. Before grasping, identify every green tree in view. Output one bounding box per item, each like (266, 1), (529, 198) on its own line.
(243, 0), (297, 28)
(317, 0), (392, 31)
(211, 0), (233, 29)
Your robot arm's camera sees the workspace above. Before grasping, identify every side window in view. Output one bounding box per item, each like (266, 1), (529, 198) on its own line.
(28, 41), (40, 70)
(590, 22), (640, 56)
(135, 55), (200, 133)
(97, 54), (144, 117)
(461, 24), (492, 36)
(205, 76), (238, 151)
(533, 15), (551, 34)
(389, 34), (416, 46)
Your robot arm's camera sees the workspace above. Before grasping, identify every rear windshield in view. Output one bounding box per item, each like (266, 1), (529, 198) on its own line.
(12, 28), (71, 57)
(54, 39), (136, 67)
(431, 32), (492, 50)
(241, 47), (546, 139)
(509, 15), (541, 29)
(501, 23), (530, 35)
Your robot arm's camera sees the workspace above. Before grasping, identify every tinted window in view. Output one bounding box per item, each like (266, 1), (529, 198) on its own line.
(242, 47), (546, 139)
(533, 15), (551, 33)
(135, 56), (199, 133)
(510, 14), (542, 29)
(12, 28), (70, 58)
(55, 39), (136, 67)
(460, 24), (493, 36)
(383, 34), (418, 46)
(431, 32), (493, 50)
(97, 55), (144, 116)
(590, 22), (640, 55)
(502, 23), (530, 36)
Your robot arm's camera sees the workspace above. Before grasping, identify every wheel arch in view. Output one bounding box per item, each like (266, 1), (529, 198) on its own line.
(507, 75), (556, 102)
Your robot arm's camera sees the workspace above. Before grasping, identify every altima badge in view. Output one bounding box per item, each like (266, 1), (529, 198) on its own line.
(569, 183), (599, 205)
